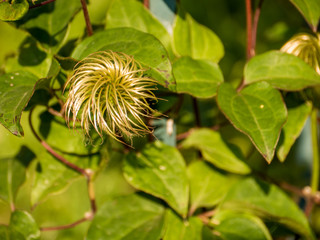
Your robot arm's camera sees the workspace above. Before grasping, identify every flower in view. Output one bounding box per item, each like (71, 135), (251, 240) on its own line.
(281, 33), (320, 74)
(64, 51), (158, 142)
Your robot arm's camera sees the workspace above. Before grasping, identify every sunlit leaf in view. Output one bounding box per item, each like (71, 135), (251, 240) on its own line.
(163, 209), (203, 240)
(181, 128), (251, 174)
(277, 101), (312, 162)
(9, 210), (40, 240)
(106, 0), (172, 55)
(86, 193), (165, 240)
(0, 71), (38, 136)
(123, 141), (189, 217)
(173, 57), (224, 98)
(290, 0), (320, 30)
(173, 10), (224, 63)
(0, 0), (28, 21)
(187, 161), (238, 214)
(244, 51), (320, 91)
(212, 210), (272, 240)
(217, 82), (287, 162)
(72, 28), (175, 90)
(220, 178), (315, 240)
(17, 0), (81, 53)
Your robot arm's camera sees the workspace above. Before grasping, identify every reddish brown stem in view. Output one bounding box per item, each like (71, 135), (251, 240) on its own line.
(41, 217), (88, 231)
(29, 0), (55, 9)
(28, 108), (89, 178)
(80, 0), (93, 36)
(245, 0), (253, 60)
(144, 0), (150, 8)
(251, 0), (264, 53)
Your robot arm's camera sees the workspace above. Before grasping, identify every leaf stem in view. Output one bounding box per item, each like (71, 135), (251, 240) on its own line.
(245, 0), (253, 60)
(41, 217), (88, 231)
(29, 0), (55, 9)
(80, 0), (93, 36)
(311, 108), (319, 193)
(28, 107), (89, 177)
(192, 97), (201, 127)
(251, 0), (264, 54)
(143, 0), (149, 8)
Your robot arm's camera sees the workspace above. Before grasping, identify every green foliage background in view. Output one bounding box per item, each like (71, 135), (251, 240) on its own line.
(0, 0), (320, 239)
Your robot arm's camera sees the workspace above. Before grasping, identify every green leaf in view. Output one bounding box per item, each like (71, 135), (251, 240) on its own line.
(244, 51), (320, 91)
(0, 0), (28, 21)
(163, 209), (203, 240)
(72, 28), (175, 90)
(173, 57), (224, 98)
(86, 193), (165, 240)
(0, 225), (9, 240)
(187, 161), (238, 214)
(217, 82), (287, 163)
(123, 141), (189, 217)
(4, 37), (60, 82)
(0, 146), (34, 205)
(220, 178), (315, 240)
(173, 10), (224, 63)
(181, 128), (251, 174)
(106, 0), (172, 56)
(17, 0), (81, 53)
(212, 210), (272, 240)
(31, 111), (100, 205)
(277, 101), (312, 162)
(9, 210), (40, 240)
(0, 71), (38, 136)
(290, 0), (320, 30)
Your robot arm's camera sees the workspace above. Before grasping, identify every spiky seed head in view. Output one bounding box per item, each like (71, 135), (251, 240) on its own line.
(281, 33), (320, 74)
(64, 51), (158, 142)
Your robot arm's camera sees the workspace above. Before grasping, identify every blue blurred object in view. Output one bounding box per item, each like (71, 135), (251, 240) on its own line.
(150, 0), (176, 33)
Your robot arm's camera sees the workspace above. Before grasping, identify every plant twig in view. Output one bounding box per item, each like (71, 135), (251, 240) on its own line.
(251, 0), (264, 53)
(192, 97), (201, 127)
(28, 107), (89, 177)
(311, 108), (319, 193)
(29, 0), (55, 9)
(80, 0), (93, 36)
(41, 217), (88, 231)
(245, 0), (253, 60)
(143, 0), (149, 8)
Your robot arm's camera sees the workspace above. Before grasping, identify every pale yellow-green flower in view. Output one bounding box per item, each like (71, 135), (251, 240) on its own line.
(64, 51), (158, 142)
(281, 33), (320, 74)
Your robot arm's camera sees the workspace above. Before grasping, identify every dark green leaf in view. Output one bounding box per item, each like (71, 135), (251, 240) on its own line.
(123, 141), (189, 217)
(217, 82), (287, 163)
(277, 101), (312, 162)
(173, 10), (224, 63)
(0, 0), (28, 21)
(86, 193), (165, 240)
(17, 0), (81, 53)
(212, 210), (272, 240)
(290, 0), (320, 30)
(106, 0), (172, 56)
(220, 178), (315, 240)
(0, 71), (38, 136)
(72, 28), (175, 90)
(163, 209), (203, 240)
(173, 57), (224, 98)
(244, 51), (320, 91)
(0, 146), (34, 205)
(9, 210), (40, 240)
(187, 161), (238, 214)
(181, 128), (251, 174)
(0, 225), (9, 240)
